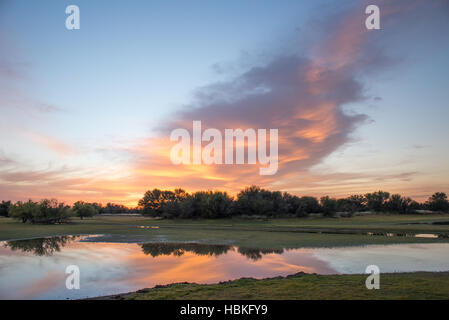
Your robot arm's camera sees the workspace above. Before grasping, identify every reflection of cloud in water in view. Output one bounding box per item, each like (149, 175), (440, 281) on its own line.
(0, 240), (334, 299)
(1, 239), (449, 299)
(311, 243), (449, 274)
(14, 271), (65, 300)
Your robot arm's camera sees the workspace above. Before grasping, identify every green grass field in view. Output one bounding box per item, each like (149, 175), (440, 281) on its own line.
(100, 272), (449, 300)
(1, 213), (449, 249)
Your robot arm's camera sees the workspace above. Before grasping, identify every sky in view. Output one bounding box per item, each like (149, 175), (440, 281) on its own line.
(0, 0), (448, 206)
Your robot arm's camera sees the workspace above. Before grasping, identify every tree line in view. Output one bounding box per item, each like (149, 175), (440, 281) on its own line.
(1, 187), (448, 223)
(0, 200), (138, 224)
(138, 186), (449, 219)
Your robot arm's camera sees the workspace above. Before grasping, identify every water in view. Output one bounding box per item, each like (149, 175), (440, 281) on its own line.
(1, 235), (449, 300)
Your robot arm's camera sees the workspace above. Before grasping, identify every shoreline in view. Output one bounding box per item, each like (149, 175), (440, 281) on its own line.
(89, 271), (449, 300)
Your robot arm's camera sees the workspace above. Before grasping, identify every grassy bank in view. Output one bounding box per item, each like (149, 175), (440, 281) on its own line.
(98, 271), (449, 300)
(1, 214), (449, 248)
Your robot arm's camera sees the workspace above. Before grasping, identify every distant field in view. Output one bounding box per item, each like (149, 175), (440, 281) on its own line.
(1, 214), (449, 248)
(100, 272), (449, 300)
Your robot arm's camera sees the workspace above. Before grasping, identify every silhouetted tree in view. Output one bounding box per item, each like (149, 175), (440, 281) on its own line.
(385, 194), (413, 214)
(234, 186), (288, 217)
(138, 189), (178, 216)
(365, 191), (390, 212)
(409, 200), (421, 211)
(285, 195), (320, 217)
(320, 196), (338, 217)
(426, 192), (449, 212)
(234, 186), (272, 216)
(345, 195), (366, 212)
(0, 200), (11, 217)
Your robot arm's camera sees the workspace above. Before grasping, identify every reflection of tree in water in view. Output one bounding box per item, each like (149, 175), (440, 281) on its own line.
(141, 243), (232, 257)
(5, 236), (78, 256)
(237, 247), (284, 261)
(140, 242), (284, 261)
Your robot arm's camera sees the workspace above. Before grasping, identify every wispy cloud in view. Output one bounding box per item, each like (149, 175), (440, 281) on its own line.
(19, 130), (76, 157)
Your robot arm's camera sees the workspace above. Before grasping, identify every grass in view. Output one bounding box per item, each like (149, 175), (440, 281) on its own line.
(100, 271), (449, 300)
(1, 214), (449, 249)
